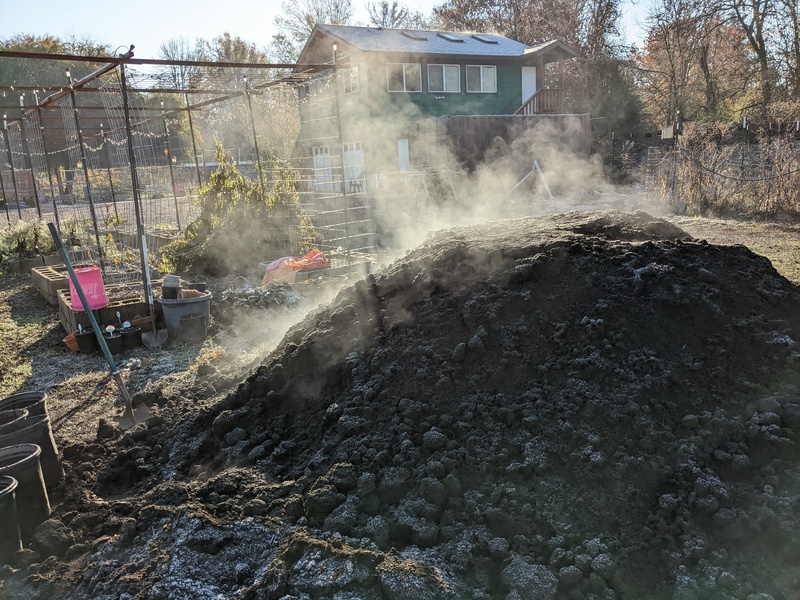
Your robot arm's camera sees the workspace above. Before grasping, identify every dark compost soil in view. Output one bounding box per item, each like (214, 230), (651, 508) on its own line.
(3, 209), (800, 600)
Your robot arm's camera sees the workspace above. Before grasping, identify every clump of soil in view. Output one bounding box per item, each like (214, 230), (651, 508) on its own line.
(5, 210), (800, 599)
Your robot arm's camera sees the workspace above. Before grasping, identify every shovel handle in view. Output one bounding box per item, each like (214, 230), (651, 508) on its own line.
(49, 222), (140, 427)
(48, 223), (64, 250)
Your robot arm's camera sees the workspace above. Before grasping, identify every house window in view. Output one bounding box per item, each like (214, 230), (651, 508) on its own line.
(312, 146), (337, 193)
(343, 142), (366, 192)
(387, 63), (422, 92)
(428, 64), (460, 93)
(466, 65), (497, 93)
(344, 66), (359, 94)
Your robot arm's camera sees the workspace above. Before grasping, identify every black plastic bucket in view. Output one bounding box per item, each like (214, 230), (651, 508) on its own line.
(0, 408), (29, 436)
(0, 391), (48, 418)
(103, 332), (123, 355)
(75, 329), (98, 354)
(0, 444), (50, 536)
(0, 415), (64, 491)
(120, 326), (142, 350)
(0, 475), (22, 563)
(178, 312), (207, 343)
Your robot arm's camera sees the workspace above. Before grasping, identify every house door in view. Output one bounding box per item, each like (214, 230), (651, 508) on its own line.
(521, 66), (537, 103)
(312, 146), (336, 193)
(343, 142), (366, 192)
(397, 139), (409, 172)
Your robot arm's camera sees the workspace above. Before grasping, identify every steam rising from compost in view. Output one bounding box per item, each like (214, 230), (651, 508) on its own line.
(205, 51), (658, 377)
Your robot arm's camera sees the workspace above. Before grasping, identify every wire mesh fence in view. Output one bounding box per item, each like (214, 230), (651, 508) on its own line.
(642, 138), (800, 216)
(0, 50), (378, 288)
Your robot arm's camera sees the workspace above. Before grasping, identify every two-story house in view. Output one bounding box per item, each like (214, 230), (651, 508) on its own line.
(292, 24), (583, 194)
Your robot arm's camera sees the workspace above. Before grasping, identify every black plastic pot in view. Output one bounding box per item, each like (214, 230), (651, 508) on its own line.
(103, 332), (123, 355)
(75, 329), (98, 354)
(0, 408), (29, 436)
(178, 312), (207, 343)
(0, 391), (48, 418)
(0, 475), (22, 563)
(0, 444), (50, 537)
(0, 414), (64, 491)
(119, 326), (142, 350)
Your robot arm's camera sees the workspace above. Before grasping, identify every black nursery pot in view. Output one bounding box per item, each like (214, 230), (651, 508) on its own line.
(0, 391), (48, 418)
(74, 329), (98, 354)
(119, 326), (142, 350)
(0, 444), (50, 537)
(103, 332), (123, 355)
(0, 475), (22, 562)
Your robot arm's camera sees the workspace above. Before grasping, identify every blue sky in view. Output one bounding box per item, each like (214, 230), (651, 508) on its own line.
(0, 0), (650, 59)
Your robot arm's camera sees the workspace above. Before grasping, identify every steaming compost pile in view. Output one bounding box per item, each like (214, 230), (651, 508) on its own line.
(5, 210), (800, 599)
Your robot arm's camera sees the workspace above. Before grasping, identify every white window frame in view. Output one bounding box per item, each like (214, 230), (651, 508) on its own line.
(466, 65), (497, 93)
(387, 62), (422, 93)
(427, 64), (461, 93)
(344, 66), (359, 94)
(312, 146), (337, 193)
(343, 142), (366, 192)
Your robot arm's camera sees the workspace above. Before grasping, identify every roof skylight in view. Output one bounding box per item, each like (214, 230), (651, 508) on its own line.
(401, 30), (428, 41)
(471, 34), (499, 44)
(437, 32), (464, 42)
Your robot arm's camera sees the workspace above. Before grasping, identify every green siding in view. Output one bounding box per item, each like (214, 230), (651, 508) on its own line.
(340, 57), (523, 120)
(301, 51), (526, 173)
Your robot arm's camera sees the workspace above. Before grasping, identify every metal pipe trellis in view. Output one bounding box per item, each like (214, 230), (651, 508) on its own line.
(243, 76), (266, 192)
(160, 105), (181, 231)
(18, 103), (42, 218)
(33, 93), (62, 232)
(99, 126), (119, 221)
(0, 153), (9, 224)
(1, 123), (22, 219)
(2, 46), (376, 277)
(67, 68), (106, 273)
(184, 91), (203, 190)
(332, 48), (351, 269)
(119, 55), (151, 313)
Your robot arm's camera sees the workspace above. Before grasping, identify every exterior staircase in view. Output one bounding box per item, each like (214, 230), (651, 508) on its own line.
(515, 89), (565, 115)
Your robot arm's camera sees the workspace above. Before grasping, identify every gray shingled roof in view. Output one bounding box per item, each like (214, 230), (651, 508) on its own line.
(315, 24), (532, 57)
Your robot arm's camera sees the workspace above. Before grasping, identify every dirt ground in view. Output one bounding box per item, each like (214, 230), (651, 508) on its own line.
(2, 203), (800, 599)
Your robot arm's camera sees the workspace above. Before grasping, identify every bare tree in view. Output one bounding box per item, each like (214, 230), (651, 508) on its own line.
(157, 36), (203, 89)
(276, 0), (356, 44)
(576, 0), (622, 55)
(366, 1), (410, 27)
(773, 0), (800, 97)
(639, 0), (713, 126)
(638, 0), (751, 127)
(268, 34), (301, 64)
(719, 0), (775, 110)
(433, 0), (620, 55)
(270, 0), (355, 62)
(434, 0), (553, 46)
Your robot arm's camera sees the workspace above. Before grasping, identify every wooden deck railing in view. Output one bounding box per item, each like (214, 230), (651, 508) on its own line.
(515, 89), (564, 115)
